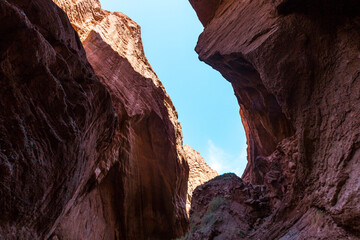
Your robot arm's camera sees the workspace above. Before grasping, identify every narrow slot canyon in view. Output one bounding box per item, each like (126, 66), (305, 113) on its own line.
(0, 0), (359, 240)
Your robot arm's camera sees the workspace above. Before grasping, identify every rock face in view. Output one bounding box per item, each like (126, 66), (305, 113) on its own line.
(184, 145), (218, 214)
(188, 173), (270, 239)
(189, 0), (360, 239)
(52, 0), (189, 239)
(0, 0), (190, 239)
(0, 0), (116, 239)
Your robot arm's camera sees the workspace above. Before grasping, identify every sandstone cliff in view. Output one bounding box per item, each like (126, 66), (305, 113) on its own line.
(0, 0), (116, 238)
(52, 0), (189, 239)
(184, 145), (218, 214)
(188, 0), (360, 239)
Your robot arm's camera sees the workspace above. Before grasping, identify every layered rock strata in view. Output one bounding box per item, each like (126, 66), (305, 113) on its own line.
(0, 0), (116, 239)
(189, 0), (360, 239)
(184, 145), (218, 214)
(52, 0), (189, 239)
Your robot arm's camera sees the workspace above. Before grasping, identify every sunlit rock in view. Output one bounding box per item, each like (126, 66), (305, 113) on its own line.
(184, 145), (218, 215)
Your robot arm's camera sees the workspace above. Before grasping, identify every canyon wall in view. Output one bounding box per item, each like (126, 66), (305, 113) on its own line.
(0, 0), (116, 238)
(1, 0), (198, 239)
(52, 0), (189, 239)
(188, 0), (360, 239)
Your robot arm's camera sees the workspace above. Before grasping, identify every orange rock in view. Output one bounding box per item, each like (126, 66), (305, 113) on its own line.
(184, 145), (218, 215)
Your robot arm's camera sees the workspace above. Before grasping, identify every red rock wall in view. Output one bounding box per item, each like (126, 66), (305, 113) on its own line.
(0, 0), (116, 239)
(52, 0), (189, 239)
(189, 0), (360, 238)
(0, 0), (190, 239)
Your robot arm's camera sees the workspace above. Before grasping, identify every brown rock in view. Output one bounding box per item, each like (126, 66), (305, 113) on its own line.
(189, 0), (360, 239)
(184, 145), (218, 215)
(0, 0), (116, 239)
(53, 0), (189, 239)
(189, 0), (223, 27)
(187, 173), (270, 239)
(0, 0), (193, 238)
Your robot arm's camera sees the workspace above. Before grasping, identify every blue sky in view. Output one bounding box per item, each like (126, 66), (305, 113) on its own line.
(100, 0), (248, 176)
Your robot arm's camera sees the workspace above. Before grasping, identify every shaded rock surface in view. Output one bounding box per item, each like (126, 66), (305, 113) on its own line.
(187, 173), (270, 239)
(0, 0), (116, 239)
(1, 0), (192, 239)
(52, 0), (189, 239)
(184, 145), (218, 215)
(189, 0), (360, 239)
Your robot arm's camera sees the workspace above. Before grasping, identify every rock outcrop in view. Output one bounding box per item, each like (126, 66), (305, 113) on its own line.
(0, 0), (116, 239)
(184, 145), (218, 214)
(52, 0), (189, 239)
(189, 0), (360, 239)
(188, 173), (270, 239)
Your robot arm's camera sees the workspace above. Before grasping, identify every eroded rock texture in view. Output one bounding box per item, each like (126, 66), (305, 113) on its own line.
(52, 0), (189, 239)
(0, 0), (191, 238)
(0, 0), (116, 239)
(188, 173), (270, 239)
(189, 0), (360, 239)
(184, 145), (218, 215)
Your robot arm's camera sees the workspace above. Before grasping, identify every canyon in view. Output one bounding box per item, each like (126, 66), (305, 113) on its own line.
(1, 0), (359, 239)
(0, 0), (216, 239)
